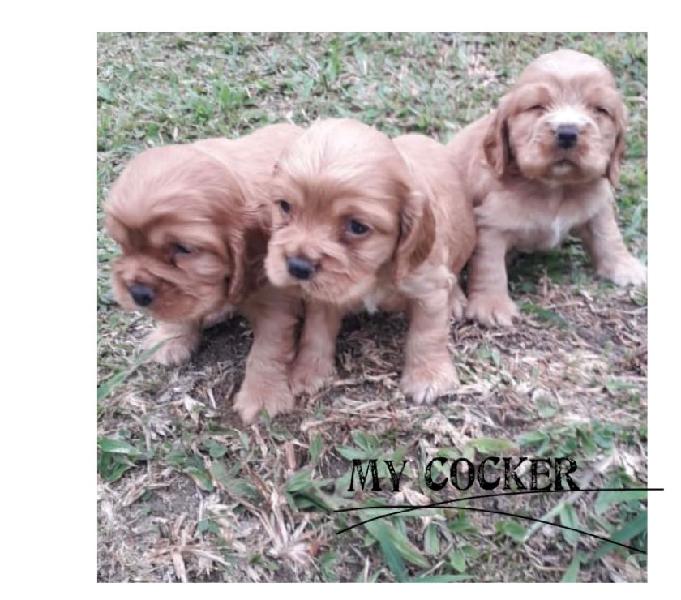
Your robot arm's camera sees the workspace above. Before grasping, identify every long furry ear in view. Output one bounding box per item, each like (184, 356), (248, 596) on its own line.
(393, 188), (436, 282)
(225, 231), (246, 303)
(606, 102), (628, 187)
(483, 101), (511, 178)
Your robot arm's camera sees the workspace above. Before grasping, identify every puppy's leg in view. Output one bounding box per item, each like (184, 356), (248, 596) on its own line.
(144, 321), (201, 366)
(450, 278), (467, 321)
(290, 301), (342, 396)
(233, 291), (299, 424)
(401, 287), (458, 403)
(577, 201), (647, 286)
(465, 227), (518, 326)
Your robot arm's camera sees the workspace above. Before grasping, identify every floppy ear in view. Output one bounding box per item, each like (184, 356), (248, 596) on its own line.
(483, 100), (511, 178)
(606, 102), (627, 187)
(225, 230), (246, 303)
(393, 188), (436, 282)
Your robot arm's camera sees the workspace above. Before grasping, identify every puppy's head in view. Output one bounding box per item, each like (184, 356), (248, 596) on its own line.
(104, 144), (246, 323)
(265, 118), (434, 305)
(484, 49), (626, 185)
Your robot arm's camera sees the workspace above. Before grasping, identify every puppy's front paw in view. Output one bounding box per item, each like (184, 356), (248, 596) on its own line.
(401, 359), (459, 403)
(143, 326), (199, 366)
(290, 355), (335, 396)
(233, 379), (294, 424)
(466, 293), (519, 327)
(233, 387), (263, 424)
(598, 256), (647, 287)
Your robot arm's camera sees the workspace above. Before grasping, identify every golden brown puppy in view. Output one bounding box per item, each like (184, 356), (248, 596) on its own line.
(104, 123), (303, 423)
(265, 118), (476, 402)
(448, 49), (646, 326)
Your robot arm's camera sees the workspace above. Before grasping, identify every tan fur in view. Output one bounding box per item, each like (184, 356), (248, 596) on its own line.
(104, 123), (304, 423)
(265, 118), (476, 402)
(447, 49), (646, 327)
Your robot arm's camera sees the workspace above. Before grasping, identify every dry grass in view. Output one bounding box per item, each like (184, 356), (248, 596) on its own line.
(97, 33), (648, 582)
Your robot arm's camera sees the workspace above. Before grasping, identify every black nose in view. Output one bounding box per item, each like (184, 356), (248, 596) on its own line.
(287, 256), (315, 281)
(128, 283), (155, 307)
(556, 124), (578, 149)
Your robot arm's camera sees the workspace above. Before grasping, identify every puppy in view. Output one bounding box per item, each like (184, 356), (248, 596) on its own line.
(265, 118), (476, 402)
(447, 49), (646, 326)
(104, 123), (303, 423)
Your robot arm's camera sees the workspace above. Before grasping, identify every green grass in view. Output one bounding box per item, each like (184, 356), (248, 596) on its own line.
(97, 33), (647, 582)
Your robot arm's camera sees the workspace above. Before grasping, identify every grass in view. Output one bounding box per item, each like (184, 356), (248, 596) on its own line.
(97, 33), (648, 582)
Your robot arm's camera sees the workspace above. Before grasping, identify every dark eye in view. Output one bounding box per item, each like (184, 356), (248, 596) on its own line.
(529, 104), (545, 112)
(594, 106), (610, 116)
(172, 242), (191, 255)
(346, 219), (369, 236)
(277, 199), (291, 214)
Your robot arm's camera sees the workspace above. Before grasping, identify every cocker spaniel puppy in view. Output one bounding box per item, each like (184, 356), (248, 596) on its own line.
(265, 118), (476, 402)
(104, 123), (303, 423)
(448, 49), (646, 326)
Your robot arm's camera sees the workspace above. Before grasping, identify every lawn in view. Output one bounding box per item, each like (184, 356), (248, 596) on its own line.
(97, 32), (648, 582)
